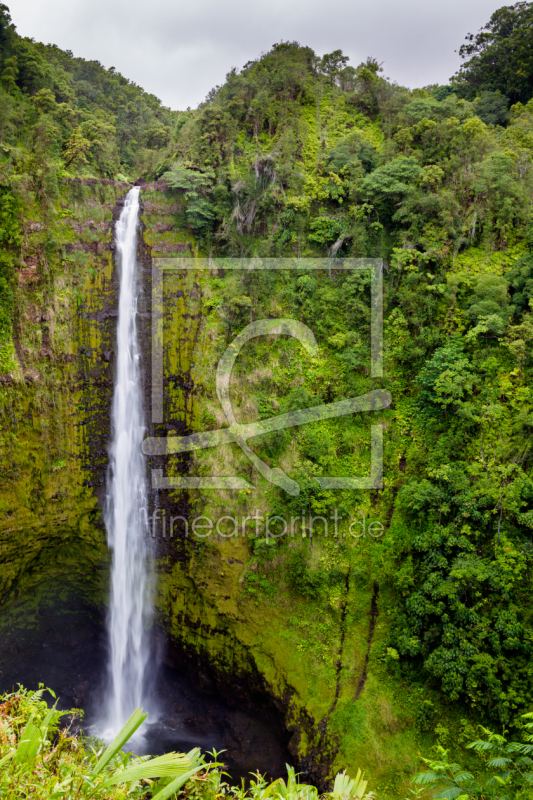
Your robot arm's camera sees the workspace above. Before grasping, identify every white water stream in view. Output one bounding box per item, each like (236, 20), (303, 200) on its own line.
(102, 186), (153, 737)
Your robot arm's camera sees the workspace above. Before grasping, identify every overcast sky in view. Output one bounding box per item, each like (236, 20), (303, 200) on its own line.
(11, 0), (504, 110)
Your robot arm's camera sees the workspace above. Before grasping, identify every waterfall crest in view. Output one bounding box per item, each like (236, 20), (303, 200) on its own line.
(103, 186), (152, 736)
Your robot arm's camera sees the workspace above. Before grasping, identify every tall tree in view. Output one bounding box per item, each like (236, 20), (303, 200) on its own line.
(452, 1), (533, 104)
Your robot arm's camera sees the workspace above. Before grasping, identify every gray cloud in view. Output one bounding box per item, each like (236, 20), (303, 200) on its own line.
(11, 0), (503, 110)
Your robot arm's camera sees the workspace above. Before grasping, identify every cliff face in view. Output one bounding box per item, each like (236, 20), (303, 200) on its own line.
(2, 23), (533, 797)
(136, 190), (421, 796)
(0, 180), (128, 617)
(0, 181), (188, 611)
(0, 180), (419, 798)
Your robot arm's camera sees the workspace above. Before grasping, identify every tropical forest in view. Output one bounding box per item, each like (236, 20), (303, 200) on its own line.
(2, 1), (533, 798)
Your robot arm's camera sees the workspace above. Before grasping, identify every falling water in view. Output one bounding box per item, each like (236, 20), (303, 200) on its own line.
(103, 186), (152, 736)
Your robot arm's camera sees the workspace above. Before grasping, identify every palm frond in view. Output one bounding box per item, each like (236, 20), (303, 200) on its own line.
(412, 771), (446, 785)
(91, 707), (147, 776)
(451, 771), (474, 782)
(101, 748), (205, 787)
(151, 765), (206, 800)
(467, 740), (496, 751)
(486, 757), (512, 768)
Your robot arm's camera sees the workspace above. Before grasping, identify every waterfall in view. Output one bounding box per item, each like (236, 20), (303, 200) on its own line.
(102, 186), (152, 736)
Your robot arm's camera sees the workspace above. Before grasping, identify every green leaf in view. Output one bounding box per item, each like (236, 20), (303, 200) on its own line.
(487, 757), (512, 768)
(151, 765), (205, 800)
(90, 708), (147, 776)
(0, 750), (15, 769)
(412, 771), (445, 785)
(332, 769), (369, 799)
(16, 705), (58, 765)
(101, 748), (205, 787)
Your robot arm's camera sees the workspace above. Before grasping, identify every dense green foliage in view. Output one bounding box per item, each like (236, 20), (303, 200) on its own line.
(0, 687), (210, 799)
(0, 4), (177, 178)
(5, 1), (533, 795)
(414, 714), (533, 799)
(0, 687), (374, 800)
(152, 10), (533, 730)
(453, 2), (533, 105)
(0, 3), (180, 367)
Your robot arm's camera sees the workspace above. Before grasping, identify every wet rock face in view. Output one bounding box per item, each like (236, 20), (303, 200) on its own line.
(0, 180), (129, 617)
(136, 189), (199, 566)
(0, 595), (108, 712)
(1, 181), (325, 787)
(140, 663), (291, 782)
(75, 192), (126, 507)
(1, 180), (294, 783)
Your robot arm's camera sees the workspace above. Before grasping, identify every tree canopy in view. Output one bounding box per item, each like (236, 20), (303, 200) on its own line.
(453, 1), (533, 104)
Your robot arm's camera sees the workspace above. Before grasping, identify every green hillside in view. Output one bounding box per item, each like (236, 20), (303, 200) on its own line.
(2, 2), (533, 798)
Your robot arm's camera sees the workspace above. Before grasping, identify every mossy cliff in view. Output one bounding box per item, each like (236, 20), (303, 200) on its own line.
(0, 179), (530, 800)
(139, 169), (533, 796)
(155, 536), (420, 797)
(0, 179), (200, 626)
(0, 179), (131, 633)
(0, 179), (524, 799)
(4, 7), (533, 798)
(0, 176), (418, 792)
(138, 190), (436, 799)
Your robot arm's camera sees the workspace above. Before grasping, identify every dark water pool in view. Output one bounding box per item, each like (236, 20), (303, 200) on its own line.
(0, 600), (290, 784)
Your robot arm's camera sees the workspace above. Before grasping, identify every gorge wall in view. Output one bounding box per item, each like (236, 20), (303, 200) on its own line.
(4, 9), (533, 798)
(0, 179), (422, 798)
